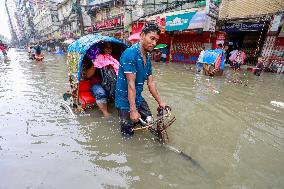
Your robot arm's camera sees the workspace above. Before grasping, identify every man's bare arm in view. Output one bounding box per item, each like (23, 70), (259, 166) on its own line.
(126, 73), (140, 122)
(147, 75), (165, 107)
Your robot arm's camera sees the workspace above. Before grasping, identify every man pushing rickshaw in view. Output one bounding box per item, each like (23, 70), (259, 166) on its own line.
(64, 23), (174, 142)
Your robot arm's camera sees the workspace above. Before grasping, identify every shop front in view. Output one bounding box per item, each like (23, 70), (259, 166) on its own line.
(166, 10), (216, 64)
(221, 22), (269, 65)
(170, 31), (213, 64)
(134, 16), (171, 62)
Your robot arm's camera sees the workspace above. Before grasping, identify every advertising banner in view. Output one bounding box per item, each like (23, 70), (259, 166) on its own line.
(165, 12), (196, 31)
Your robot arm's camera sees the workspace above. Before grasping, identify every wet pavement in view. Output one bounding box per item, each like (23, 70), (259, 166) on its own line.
(0, 49), (283, 189)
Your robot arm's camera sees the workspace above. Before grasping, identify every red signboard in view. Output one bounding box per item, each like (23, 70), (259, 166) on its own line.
(215, 32), (226, 48)
(155, 17), (165, 34)
(131, 22), (145, 34)
(95, 16), (124, 30)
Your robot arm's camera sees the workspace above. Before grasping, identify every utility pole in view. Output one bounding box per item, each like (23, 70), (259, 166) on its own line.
(76, 0), (84, 36)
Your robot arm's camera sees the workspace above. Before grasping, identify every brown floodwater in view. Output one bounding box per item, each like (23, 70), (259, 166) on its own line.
(0, 49), (283, 189)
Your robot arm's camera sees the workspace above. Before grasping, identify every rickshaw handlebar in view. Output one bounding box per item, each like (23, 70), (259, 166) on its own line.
(138, 106), (171, 127)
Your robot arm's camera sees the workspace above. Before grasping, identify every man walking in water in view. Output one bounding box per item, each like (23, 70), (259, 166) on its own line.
(115, 23), (168, 136)
(35, 42), (42, 56)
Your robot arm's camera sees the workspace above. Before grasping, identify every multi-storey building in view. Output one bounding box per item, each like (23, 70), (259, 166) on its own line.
(89, 0), (125, 39)
(5, 0), (24, 44)
(33, 0), (60, 41)
(57, 0), (92, 39)
(18, 0), (36, 43)
(57, 0), (74, 38)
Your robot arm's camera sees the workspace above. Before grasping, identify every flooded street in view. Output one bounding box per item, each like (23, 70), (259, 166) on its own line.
(0, 49), (283, 189)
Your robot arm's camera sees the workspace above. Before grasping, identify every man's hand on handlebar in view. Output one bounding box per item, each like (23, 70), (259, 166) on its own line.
(130, 110), (141, 123)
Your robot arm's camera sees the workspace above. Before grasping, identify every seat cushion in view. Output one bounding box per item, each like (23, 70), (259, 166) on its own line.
(79, 80), (91, 92)
(78, 81), (97, 109)
(79, 92), (96, 109)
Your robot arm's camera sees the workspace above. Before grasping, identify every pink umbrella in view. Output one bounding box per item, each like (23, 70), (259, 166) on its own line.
(128, 32), (140, 44)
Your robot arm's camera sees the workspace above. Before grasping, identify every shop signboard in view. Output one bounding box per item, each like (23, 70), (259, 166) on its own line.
(156, 16), (165, 33)
(165, 12), (196, 31)
(204, 0), (219, 32)
(95, 15), (124, 30)
(221, 22), (265, 32)
(215, 32), (225, 48)
(188, 11), (206, 30)
(131, 22), (144, 34)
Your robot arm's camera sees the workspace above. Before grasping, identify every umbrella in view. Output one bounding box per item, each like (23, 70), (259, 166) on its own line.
(154, 44), (167, 49)
(128, 32), (140, 44)
(63, 38), (75, 45)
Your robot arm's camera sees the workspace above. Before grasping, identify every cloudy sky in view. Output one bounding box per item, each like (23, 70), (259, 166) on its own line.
(0, 1), (11, 39)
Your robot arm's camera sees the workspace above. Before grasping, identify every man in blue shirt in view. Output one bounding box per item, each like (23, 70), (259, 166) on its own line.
(115, 23), (168, 136)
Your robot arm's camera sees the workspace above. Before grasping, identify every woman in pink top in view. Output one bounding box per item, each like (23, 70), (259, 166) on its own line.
(92, 43), (119, 75)
(86, 42), (119, 117)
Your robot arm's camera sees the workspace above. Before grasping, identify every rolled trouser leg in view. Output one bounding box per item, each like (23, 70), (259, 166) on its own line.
(118, 110), (134, 136)
(139, 99), (152, 123)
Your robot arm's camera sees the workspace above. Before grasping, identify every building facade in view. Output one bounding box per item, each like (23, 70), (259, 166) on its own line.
(90, 0), (125, 39)
(5, 0), (24, 44)
(126, 0), (220, 63)
(219, 0), (284, 66)
(57, 0), (92, 39)
(18, 0), (36, 43)
(33, 0), (60, 41)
